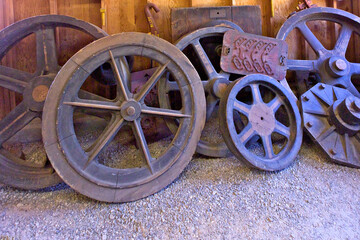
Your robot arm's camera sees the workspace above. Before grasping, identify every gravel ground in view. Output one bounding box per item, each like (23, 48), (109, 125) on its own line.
(0, 138), (360, 239)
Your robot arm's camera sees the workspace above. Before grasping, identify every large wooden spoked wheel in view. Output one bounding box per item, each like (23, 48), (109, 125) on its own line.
(0, 15), (108, 189)
(42, 33), (206, 202)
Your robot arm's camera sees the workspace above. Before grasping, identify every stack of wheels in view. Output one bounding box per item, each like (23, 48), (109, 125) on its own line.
(0, 15), (108, 189)
(173, 23), (303, 171)
(277, 7), (360, 168)
(42, 33), (206, 202)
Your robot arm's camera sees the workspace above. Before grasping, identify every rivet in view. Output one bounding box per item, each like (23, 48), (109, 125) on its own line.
(319, 84), (325, 90)
(330, 149), (337, 155)
(302, 95), (309, 102)
(306, 122), (312, 127)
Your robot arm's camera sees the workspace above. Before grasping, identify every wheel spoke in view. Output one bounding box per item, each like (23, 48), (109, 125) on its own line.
(287, 59), (317, 72)
(191, 40), (217, 79)
(141, 106), (191, 118)
(250, 83), (263, 104)
(238, 124), (255, 144)
(206, 94), (219, 120)
(135, 62), (169, 102)
(132, 119), (154, 173)
(164, 80), (180, 93)
(297, 22), (326, 55)
(261, 135), (274, 159)
(0, 102), (37, 145)
(63, 98), (120, 111)
(0, 65), (30, 93)
(334, 24), (352, 55)
(84, 116), (125, 168)
(274, 121), (290, 139)
(36, 27), (59, 73)
(78, 90), (109, 101)
(233, 100), (251, 117)
(351, 63), (360, 75)
(268, 95), (283, 113)
(109, 51), (131, 101)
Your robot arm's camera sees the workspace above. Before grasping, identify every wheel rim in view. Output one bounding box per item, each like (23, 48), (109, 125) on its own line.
(158, 26), (243, 158)
(276, 7), (360, 97)
(43, 32), (205, 202)
(0, 15), (108, 189)
(219, 74), (302, 171)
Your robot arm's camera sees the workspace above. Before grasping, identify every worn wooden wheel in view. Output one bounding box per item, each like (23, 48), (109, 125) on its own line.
(219, 74), (302, 171)
(158, 26), (243, 158)
(0, 15), (108, 189)
(277, 7), (360, 97)
(42, 32), (206, 202)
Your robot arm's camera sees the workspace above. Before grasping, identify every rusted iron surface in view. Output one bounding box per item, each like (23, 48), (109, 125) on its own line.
(221, 30), (288, 81)
(302, 83), (360, 168)
(219, 74), (303, 171)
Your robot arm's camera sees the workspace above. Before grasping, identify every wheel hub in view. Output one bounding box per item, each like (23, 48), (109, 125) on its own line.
(329, 96), (360, 136)
(121, 100), (141, 121)
(249, 103), (275, 136)
(209, 77), (229, 99)
(325, 56), (350, 78)
(24, 74), (54, 112)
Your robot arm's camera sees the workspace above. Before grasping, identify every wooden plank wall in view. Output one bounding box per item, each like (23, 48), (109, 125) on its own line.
(0, 0), (359, 119)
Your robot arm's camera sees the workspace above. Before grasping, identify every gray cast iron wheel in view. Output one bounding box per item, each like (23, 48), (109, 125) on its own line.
(0, 14), (108, 189)
(219, 74), (303, 171)
(42, 32), (206, 202)
(277, 7), (360, 97)
(158, 26), (243, 158)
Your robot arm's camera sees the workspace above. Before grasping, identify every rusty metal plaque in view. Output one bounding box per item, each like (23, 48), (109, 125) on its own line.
(220, 30), (288, 81)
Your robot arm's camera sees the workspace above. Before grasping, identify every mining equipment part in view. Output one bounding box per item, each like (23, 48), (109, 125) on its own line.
(145, 2), (160, 37)
(0, 15), (108, 189)
(42, 32), (206, 203)
(221, 29), (288, 81)
(158, 26), (242, 158)
(277, 7), (360, 97)
(219, 74), (303, 171)
(302, 83), (360, 168)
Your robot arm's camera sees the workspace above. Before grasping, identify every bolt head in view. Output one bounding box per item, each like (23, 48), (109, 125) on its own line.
(334, 59), (347, 71)
(126, 106), (136, 116)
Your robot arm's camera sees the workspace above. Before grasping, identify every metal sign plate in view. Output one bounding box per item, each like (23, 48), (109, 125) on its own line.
(220, 30), (288, 80)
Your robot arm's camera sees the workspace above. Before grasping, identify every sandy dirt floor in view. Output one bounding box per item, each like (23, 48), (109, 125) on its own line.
(0, 137), (359, 240)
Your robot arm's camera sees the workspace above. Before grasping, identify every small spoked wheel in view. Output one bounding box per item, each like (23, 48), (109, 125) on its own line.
(219, 74), (302, 171)
(42, 32), (205, 202)
(0, 15), (108, 189)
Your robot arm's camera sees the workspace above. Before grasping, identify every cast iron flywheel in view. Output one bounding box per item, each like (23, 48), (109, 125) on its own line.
(0, 15), (108, 189)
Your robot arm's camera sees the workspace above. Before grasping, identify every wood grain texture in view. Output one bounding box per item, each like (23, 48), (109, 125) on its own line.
(192, 0), (231, 7)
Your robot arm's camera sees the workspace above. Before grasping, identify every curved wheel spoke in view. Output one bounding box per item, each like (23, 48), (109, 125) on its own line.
(191, 40), (217, 79)
(334, 25), (352, 55)
(36, 27), (59, 73)
(132, 119), (154, 174)
(250, 83), (263, 104)
(85, 116), (125, 167)
(63, 98), (120, 111)
(261, 135), (275, 159)
(206, 94), (219, 120)
(0, 102), (37, 145)
(238, 124), (256, 144)
(274, 121), (290, 139)
(0, 65), (30, 93)
(109, 51), (131, 101)
(287, 59), (317, 72)
(344, 80), (360, 97)
(268, 95), (283, 113)
(297, 22), (325, 55)
(135, 62), (169, 102)
(141, 106), (191, 118)
(233, 100), (251, 117)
